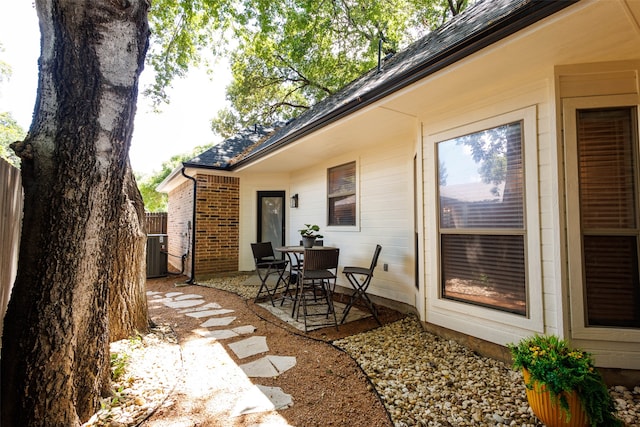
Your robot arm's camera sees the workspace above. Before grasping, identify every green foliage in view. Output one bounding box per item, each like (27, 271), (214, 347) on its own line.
(0, 44), (25, 167)
(0, 112), (25, 168)
(508, 335), (622, 427)
(146, 0), (233, 106)
(145, 1), (473, 139)
(110, 352), (129, 382)
(211, 0), (472, 137)
(136, 143), (213, 212)
(299, 224), (322, 238)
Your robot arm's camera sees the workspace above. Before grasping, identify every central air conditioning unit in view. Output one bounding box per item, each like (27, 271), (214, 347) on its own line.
(146, 234), (168, 278)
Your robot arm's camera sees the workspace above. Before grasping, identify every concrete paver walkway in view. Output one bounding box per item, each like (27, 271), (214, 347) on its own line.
(147, 289), (297, 420)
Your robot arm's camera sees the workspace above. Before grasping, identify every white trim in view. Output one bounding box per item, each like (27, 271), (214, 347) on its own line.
(563, 93), (640, 342)
(325, 159), (361, 233)
(426, 106), (543, 334)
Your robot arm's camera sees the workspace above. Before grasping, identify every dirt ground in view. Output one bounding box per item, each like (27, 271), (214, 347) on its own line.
(141, 274), (406, 426)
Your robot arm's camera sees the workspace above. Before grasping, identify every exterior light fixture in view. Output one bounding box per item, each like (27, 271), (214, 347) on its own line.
(290, 193), (298, 208)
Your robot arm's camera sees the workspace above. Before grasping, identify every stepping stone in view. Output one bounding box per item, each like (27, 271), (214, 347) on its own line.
(228, 336), (269, 359)
(257, 385), (293, 410)
(174, 293), (203, 301)
(240, 355), (297, 377)
(200, 316), (236, 327)
(240, 357), (278, 377)
(195, 329), (239, 340)
(165, 292), (184, 298)
(268, 355), (297, 374)
(232, 325), (257, 335)
(164, 299), (205, 309)
(231, 385), (292, 416)
(186, 308), (235, 319)
(179, 302), (222, 313)
(146, 291), (163, 296)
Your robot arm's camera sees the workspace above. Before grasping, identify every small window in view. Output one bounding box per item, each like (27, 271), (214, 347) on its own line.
(328, 162), (356, 226)
(437, 121), (527, 315)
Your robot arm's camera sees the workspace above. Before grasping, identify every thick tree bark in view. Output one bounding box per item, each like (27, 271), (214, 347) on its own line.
(109, 162), (149, 342)
(1, 1), (150, 426)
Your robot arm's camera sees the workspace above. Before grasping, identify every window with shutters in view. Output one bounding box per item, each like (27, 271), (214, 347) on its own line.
(437, 121), (527, 315)
(565, 95), (640, 341)
(328, 161), (356, 226)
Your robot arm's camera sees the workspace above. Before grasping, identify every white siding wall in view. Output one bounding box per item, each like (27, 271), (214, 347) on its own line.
(290, 143), (416, 305)
(237, 172), (290, 271)
(240, 138), (420, 306)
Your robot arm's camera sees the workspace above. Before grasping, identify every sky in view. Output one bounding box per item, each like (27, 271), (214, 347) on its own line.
(0, 2), (231, 176)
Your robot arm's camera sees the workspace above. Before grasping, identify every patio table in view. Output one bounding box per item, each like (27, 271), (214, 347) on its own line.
(275, 245), (337, 317)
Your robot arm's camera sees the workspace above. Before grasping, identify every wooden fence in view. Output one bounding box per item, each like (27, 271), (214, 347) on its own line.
(145, 212), (167, 234)
(0, 164), (166, 335)
(1, 159), (23, 338)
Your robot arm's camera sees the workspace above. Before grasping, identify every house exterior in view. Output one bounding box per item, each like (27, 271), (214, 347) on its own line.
(158, 0), (640, 377)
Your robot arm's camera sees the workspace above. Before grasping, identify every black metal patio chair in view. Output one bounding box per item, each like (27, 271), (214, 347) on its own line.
(251, 242), (289, 306)
(296, 247), (339, 332)
(340, 244), (382, 325)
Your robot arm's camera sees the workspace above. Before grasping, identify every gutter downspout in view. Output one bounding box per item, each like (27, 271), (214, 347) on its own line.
(181, 167), (197, 284)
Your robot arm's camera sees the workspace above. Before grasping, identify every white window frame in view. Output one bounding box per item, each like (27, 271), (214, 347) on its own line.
(427, 106), (543, 332)
(325, 160), (360, 232)
(564, 93), (640, 342)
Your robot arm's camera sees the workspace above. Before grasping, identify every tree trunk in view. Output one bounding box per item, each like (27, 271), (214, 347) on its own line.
(1, 1), (149, 426)
(109, 162), (149, 342)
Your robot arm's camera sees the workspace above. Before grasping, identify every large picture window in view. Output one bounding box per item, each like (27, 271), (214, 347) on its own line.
(328, 162), (356, 226)
(437, 121), (527, 315)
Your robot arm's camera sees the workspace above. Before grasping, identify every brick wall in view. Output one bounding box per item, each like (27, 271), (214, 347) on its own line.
(167, 180), (194, 275)
(194, 174), (240, 276)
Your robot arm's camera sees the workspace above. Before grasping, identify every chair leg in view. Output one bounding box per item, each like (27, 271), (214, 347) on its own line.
(358, 289), (381, 325)
(254, 274), (273, 305)
(340, 290), (359, 324)
(340, 273), (381, 325)
(296, 279), (338, 332)
(254, 268), (288, 306)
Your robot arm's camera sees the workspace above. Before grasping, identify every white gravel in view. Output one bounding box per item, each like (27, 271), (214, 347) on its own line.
(334, 316), (640, 427)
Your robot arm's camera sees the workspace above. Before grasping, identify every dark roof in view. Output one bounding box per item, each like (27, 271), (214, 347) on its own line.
(183, 122), (287, 169)
(188, 0), (576, 171)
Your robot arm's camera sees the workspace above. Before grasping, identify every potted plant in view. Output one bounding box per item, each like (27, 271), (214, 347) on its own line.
(299, 224), (323, 248)
(508, 335), (621, 427)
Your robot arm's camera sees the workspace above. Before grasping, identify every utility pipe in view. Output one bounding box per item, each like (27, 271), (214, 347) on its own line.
(181, 167), (197, 284)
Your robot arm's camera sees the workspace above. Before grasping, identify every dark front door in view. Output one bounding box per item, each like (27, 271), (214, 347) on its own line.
(257, 191), (286, 256)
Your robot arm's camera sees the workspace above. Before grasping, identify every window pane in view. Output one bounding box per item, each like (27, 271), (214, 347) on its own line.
(329, 195), (355, 225)
(328, 162), (356, 226)
(441, 234), (526, 315)
(583, 235), (640, 327)
(577, 107), (640, 329)
(578, 109), (636, 229)
(328, 162), (356, 197)
(438, 122), (524, 229)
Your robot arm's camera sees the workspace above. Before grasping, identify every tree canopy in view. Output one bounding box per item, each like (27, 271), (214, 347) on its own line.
(136, 143), (213, 212)
(147, 0), (471, 139)
(0, 112), (24, 167)
(139, 0), (471, 208)
(0, 45), (25, 167)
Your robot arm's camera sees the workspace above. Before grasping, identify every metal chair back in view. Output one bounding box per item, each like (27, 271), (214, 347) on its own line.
(251, 242), (277, 264)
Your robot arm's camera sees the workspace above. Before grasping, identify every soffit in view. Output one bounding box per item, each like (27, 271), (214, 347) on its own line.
(233, 106), (416, 174)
